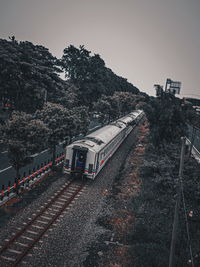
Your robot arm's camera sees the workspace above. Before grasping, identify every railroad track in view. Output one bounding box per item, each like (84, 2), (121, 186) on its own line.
(0, 179), (86, 266)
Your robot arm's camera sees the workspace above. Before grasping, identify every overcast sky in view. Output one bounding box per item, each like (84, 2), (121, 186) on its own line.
(0, 0), (199, 97)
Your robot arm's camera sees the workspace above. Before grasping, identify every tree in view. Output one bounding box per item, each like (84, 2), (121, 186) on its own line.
(71, 106), (90, 136)
(0, 38), (64, 113)
(36, 102), (90, 166)
(61, 45), (141, 108)
(112, 92), (139, 115)
(36, 102), (77, 166)
(147, 93), (187, 146)
(62, 45), (91, 83)
(93, 92), (142, 124)
(93, 98), (112, 124)
(1, 112), (49, 178)
(57, 83), (80, 109)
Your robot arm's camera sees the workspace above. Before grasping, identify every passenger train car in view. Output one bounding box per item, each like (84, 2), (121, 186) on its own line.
(63, 110), (144, 179)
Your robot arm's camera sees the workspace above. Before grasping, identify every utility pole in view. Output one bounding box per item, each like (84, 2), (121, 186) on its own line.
(189, 125), (196, 157)
(169, 137), (186, 267)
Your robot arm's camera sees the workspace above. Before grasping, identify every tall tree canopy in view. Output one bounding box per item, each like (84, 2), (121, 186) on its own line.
(93, 92), (145, 123)
(35, 102), (71, 166)
(147, 93), (187, 146)
(0, 37), (65, 113)
(0, 39), (143, 114)
(61, 45), (140, 107)
(35, 102), (89, 166)
(1, 112), (49, 178)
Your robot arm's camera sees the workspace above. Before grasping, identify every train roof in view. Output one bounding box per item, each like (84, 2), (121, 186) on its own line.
(67, 110), (143, 153)
(115, 110), (143, 125)
(130, 110), (143, 116)
(117, 116), (133, 125)
(87, 121), (125, 143)
(70, 122), (126, 152)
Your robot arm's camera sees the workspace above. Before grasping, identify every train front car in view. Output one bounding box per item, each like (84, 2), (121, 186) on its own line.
(63, 122), (126, 179)
(63, 110), (144, 179)
(63, 139), (97, 179)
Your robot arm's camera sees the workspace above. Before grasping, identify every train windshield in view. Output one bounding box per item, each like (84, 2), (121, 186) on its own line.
(71, 148), (87, 173)
(76, 152), (84, 167)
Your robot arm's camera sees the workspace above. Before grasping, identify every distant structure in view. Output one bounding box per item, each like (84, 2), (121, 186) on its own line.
(154, 84), (164, 97)
(165, 78), (181, 95)
(154, 78), (181, 97)
(183, 97), (200, 114)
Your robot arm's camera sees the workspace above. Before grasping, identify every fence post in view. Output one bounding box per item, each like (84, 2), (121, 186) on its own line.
(1, 184), (5, 201)
(7, 181), (11, 197)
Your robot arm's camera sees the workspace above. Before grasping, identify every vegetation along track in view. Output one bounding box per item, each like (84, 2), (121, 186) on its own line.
(0, 179), (87, 266)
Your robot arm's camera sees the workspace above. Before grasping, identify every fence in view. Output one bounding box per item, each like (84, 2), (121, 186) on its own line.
(0, 154), (65, 205)
(186, 137), (200, 163)
(187, 124), (200, 153)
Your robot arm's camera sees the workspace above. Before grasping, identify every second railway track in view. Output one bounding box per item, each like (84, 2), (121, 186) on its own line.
(0, 179), (87, 266)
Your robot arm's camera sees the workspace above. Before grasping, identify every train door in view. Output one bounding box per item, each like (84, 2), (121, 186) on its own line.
(95, 153), (100, 173)
(71, 146), (88, 174)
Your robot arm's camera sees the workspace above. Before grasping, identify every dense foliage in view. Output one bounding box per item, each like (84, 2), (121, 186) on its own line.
(1, 112), (49, 177)
(0, 37), (66, 113)
(0, 37), (147, 173)
(130, 94), (200, 266)
(133, 142), (200, 267)
(145, 92), (187, 146)
(62, 45), (140, 107)
(0, 38), (143, 113)
(94, 92), (145, 124)
(36, 103), (89, 166)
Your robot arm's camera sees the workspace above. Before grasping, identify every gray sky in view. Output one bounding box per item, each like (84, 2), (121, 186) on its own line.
(0, 0), (200, 97)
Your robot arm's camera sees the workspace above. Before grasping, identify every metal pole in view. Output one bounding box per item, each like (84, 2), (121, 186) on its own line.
(189, 126), (196, 157)
(165, 78), (170, 92)
(169, 137), (186, 267)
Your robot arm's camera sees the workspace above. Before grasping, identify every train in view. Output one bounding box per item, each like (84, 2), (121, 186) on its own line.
(63, 110), (144, 179)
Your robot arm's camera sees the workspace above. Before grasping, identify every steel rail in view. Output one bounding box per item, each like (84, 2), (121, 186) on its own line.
(0, 179), (86, 266)
(13, 182), (85, 266)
